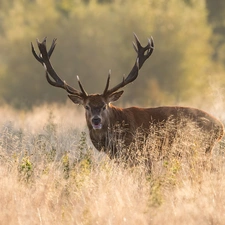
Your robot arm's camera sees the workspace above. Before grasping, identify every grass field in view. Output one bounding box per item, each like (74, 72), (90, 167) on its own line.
(0, 103), (225, 225)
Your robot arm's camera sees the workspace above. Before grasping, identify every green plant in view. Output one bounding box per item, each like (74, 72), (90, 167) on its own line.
(18, 154), (34, 183)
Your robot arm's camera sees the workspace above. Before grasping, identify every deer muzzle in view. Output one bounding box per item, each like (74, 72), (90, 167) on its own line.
(91, 117), (102, 130)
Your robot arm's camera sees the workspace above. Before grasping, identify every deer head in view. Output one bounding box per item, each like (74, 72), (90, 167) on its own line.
(31, 34), (154, 130)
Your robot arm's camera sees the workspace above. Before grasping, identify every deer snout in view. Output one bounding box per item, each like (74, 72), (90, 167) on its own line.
(91, 117), (102, 130)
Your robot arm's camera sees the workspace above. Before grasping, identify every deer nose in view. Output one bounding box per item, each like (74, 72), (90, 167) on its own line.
(92, 117), (101, 125)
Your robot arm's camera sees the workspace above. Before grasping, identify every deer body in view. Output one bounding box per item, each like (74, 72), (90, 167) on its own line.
(31, 34), (224, 160)
(85, 103), (223, 158)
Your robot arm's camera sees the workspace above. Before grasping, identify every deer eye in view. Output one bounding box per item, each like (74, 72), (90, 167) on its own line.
(102, 105), (107, 111)
(85, 105), (90, 110)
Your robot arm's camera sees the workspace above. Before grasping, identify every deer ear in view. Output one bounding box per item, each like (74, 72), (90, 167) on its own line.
(68, 94), (84, 105)
(107, 91), (124, 103)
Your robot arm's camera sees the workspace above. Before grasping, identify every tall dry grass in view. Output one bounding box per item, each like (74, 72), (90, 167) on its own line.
(0, 103), (224, 225)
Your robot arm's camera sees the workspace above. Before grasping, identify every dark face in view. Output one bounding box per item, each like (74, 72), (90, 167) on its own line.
(84, 95), (108, 130)
(68, 91), (124, 130)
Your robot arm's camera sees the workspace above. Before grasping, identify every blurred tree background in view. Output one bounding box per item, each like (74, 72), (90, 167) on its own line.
(0, 0), (224, 109)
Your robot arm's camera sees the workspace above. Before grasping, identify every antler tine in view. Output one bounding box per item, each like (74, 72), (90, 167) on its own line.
(47, 38), (57, 58)
(31, 42), (42, 63)
(132, 42), (138, 53)
(103, 34), (154, 96)
(44, 70), (74, 94)
(32, 37), (85, 96)
(103, 70), (111, 95)
(133, 32), (142, 50)
(146, 36), (154, 56)
(77, 76), (88, 96)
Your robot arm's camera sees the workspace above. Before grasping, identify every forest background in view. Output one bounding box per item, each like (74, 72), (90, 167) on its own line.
(0, 0), (225, 110)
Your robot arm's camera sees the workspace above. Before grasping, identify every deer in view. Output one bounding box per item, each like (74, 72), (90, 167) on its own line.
(31, 34), (224, 162)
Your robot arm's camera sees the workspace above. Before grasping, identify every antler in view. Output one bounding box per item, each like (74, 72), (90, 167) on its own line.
(103, 33), (154, 96)
(31, 37), (87, 97)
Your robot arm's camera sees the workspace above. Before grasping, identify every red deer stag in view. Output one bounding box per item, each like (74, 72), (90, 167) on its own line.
(31, 34), (224, 160)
